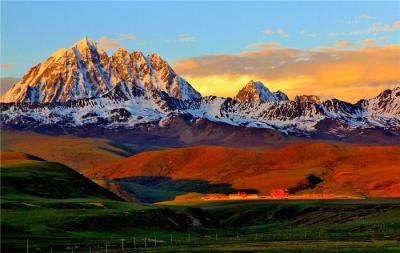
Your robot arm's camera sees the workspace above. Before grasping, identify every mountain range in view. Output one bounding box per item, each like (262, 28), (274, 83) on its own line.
(1, 37), (400, 141)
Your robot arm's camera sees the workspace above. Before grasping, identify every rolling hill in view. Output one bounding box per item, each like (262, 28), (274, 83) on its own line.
(0, 130), (162, 171)
(1, 152), (218, 251)
(87, 143), (400, 200)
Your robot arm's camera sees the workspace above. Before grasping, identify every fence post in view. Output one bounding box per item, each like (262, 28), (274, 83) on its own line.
(120, 239), (125, 251)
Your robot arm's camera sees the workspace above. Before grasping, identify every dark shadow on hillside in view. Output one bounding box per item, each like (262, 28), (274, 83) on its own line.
(111, 176), (259, 203)
(97, 141), (164, 158)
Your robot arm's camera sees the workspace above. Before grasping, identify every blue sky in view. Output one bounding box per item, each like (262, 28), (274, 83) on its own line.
(1, 1), (399, 78)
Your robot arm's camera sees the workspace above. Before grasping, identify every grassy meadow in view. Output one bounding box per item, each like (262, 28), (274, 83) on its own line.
(1, 152), (400, 252)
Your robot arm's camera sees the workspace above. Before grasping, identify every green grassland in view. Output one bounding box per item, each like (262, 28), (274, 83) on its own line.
(2, 153), (400, 252)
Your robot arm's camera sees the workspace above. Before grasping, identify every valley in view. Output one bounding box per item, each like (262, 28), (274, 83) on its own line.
(88, 143), (400, 201)
(2, 151), (400, 252)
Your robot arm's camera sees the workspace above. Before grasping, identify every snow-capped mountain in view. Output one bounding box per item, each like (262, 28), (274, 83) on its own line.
(1, 37), (200, 103)
(1, 38), (399, 139)
(235, 80), (288, 103)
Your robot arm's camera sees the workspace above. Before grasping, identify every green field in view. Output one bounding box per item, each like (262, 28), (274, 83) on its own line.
(2, 153), (400, 252)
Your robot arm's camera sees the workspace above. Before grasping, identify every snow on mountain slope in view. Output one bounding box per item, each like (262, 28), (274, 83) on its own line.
(1, 37), (200, 103)
(1, 84), (399, 135)
(0, 37), (399, 137)
(235, 80), (289, 103)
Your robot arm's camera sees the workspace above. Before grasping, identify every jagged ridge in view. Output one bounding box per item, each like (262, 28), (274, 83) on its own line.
(1, 37), (200, 103)
(0, 38), (399, 138)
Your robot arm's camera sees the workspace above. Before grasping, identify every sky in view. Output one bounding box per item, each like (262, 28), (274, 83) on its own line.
(1, 1), (400, 102)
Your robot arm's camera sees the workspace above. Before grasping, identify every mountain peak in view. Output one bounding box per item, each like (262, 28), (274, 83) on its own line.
(75, 37), (96, 48)
(295, 95), (321, 103)
(148, 52), (167, 66)
(0, 38), (201, 103)
(235, 80), (288, 103)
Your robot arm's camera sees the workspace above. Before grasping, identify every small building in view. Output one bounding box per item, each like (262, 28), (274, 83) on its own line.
(269, 189), (289, 198)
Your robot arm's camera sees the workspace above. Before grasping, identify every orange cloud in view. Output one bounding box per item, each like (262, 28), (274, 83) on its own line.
(246, 42), (280, 49)
(393, 21), (400, 27)
(119, 34), (137, 40)
(1, 64), (13, 70)
(98, 37), (120, 49)
(174, 45), (400, 102)
(335, 40), (353, 47)
(262, 28), (288, 37)
(361, 38), (375, 45)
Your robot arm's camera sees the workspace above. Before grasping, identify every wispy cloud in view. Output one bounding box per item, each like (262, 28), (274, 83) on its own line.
(174, 45), (400, 102)
(178, 34), (195, 42)
(246, 42), (280, 50)
(360, 38), (376, 45)
(263, 29), (274, 35)
(308, 33), (318, 38)
(358, 14), (377, 20)
(342, 14), (377, 25)
(335, 40), (354, 47)
(119, 34), (137, 40)
(98, 37), (120, 49)
(1, 64), (13, 70)
(349, 22), (400, 35)
(277, 28), (289, 38)
(262, 28), (289, 38)
(97, 33), (138, 49)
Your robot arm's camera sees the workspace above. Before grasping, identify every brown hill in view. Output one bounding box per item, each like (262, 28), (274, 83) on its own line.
(87, 143), (400, 198)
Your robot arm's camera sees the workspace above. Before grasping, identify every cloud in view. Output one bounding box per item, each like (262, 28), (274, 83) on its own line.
(358, 14), (376, 20)
(119, 34), (137, 40)
(360, 38), (376, 45)
(328, 32), (337, 37)
(263, 29), (273, 35)
(246, 42), (279, 50)
(343, 14), (377, 25)
(394, 21), (400, 27)
(0, 77), (19, 94)
(342, 20), (354, 25)
(277, 28), (289, 38)
(308, 33), (317, 38)
(178, 34), (195, 42)
(349, 22), (400, 35)
(1, 64), (13, 70)
(262, 28), (289, 37)
(97, 34), (138, 49)
(173, 45), (400, 102)
(335, 40), (354, 47)
(98, 37), (120, 49)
